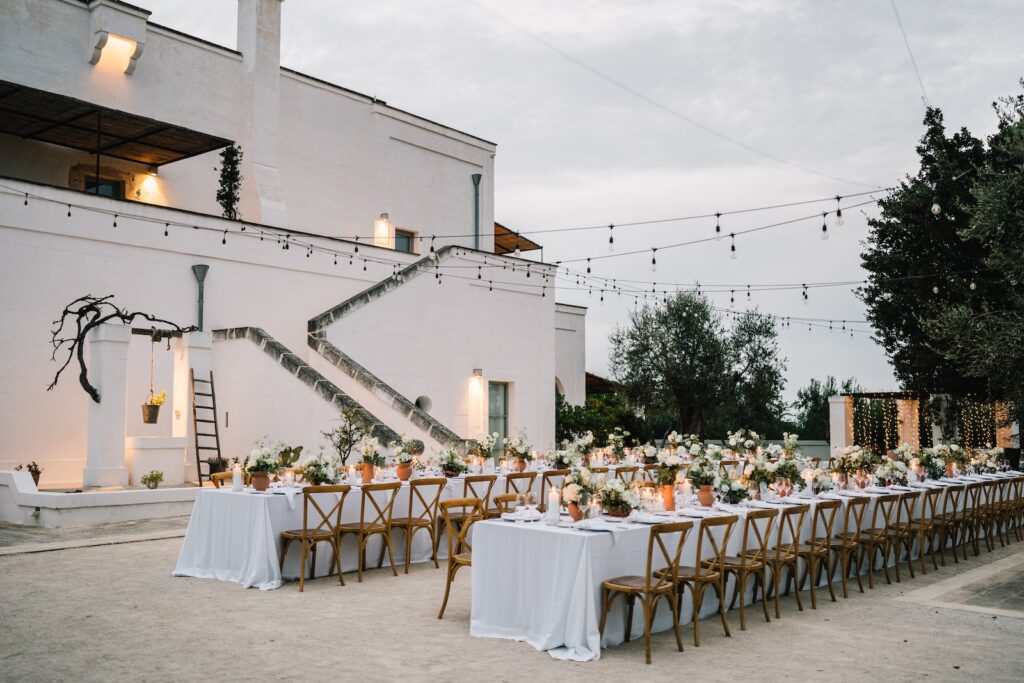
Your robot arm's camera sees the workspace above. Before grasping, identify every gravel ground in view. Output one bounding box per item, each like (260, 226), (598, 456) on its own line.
(1, 536), (1023, 682)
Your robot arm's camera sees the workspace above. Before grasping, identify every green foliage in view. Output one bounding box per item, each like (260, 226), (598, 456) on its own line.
(608, 291), (788, 438)
(322, 405), (369, 466)
(216, 144), (243, 220)
(555, 392), (650, 446)
(791, 376), (860, 440)
(14, 461), (42, 475)
(140, 470), (164, 489)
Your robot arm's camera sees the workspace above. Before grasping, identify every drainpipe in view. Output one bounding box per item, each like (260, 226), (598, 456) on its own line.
(191, 264), (209, 331)
(471, 173), (482, 250)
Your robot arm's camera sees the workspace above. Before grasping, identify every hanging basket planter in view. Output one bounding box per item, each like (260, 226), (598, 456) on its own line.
(141, 403), (161, 424)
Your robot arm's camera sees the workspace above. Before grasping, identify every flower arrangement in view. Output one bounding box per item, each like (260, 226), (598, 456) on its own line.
(504, 430), (532, 461)
(14, 461), (43, 482)
(570, 431), (595, 456)
(874, 459), (908, 486)
(360, 435), (385, 467)
(472, 432), (499, 458)
(774, 458), (800, 484)
(934, 443), (968, 466)
(718, 478), (749, 504)
(800, 468), (833, 493)
(390, 435), (421, 464)
(607, 427), (630, 458)
(145, 390), (167, 406)
(727, 428), (763, 453)
(744, 456), (778, 486)
(917, 447), (946, 479)
(763, 443), (785, 460)
(562, 467), (603, 506)
(831, 445), (875, 476)
(248, 449), (279, 474)
(972, 446), (1005, 473)
(552, 449), (579, 469)
(666, 431), (683, 451)
(438, 448), (468, 476)
(681, 434), (703, 450)
(300, 450), (336, 485)
(598, 478), (638, 515)
(687, 454), (721, 488)
(655, 450), (686, 486)
(276, 444), (304, 469)
(140, 470), (163, 489)
(892, 443), (918, 466)
(782, 432), (800, 452)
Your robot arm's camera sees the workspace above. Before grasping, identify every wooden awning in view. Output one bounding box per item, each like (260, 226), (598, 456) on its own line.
(586, 372), (621, 395)
(493, 221), (542, 255)
(0, 79), (232, 166)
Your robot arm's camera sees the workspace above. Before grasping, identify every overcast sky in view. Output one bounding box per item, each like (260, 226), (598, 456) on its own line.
(144, 0), (1023, 403)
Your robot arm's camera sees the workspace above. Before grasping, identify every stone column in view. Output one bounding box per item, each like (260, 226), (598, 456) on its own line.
(172, 331), (212, 483)
(83, 323), (131, 488)
(828, 395), (854, 453)
(896, 399), (920, 449)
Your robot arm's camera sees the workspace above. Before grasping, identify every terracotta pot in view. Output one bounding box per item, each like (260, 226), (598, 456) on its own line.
(946, 462), (955, 478)
(567, 502), (584, 522)
(777, 478), (792, 498)
(606, 508), (631, 518)
(396, 462), (412, 481)
(668, 446), (677, 456)
(362, 463), (374, 485)
(749, 484), (761, 501)
(443, 468), (460, 478)
(697, 484), (715, 507)
(250, 471), (270, 491)
(661, 484), (676, 512)
(514, 458), (527, 473)
(141, 403), (160, 424)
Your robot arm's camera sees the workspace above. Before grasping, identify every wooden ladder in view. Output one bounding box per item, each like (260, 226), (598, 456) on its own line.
(191, 369), (223, 487)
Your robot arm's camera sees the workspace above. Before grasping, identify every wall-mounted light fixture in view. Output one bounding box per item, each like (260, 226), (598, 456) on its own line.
(373, 212), (394, 249)
(147, 165), (158, 176)
(472, 368), (483, 377)
(89, 31), (145, 74)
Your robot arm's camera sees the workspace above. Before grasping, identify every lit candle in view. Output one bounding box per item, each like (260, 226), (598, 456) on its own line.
(546, 487), (561, 524)
(232, 462), (243, 491)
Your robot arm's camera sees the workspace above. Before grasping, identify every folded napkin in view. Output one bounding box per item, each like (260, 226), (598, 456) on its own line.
(838, 490), (867, 497)
(889, 485), (913, 491)
(501, 509), (542, 522)
(817, 493), (843, 501)
(267, 486), (301, 510)
(678, 507), (714, 517)
(576, 518), (630, 542)
(782, 496), (811, 504)
(632, 512), (665, 524)
(865, 486), (891, 493)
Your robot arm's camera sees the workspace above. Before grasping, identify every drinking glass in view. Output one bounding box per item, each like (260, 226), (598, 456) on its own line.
(516, 493), (526, 511)
(526, 492), (537, 511)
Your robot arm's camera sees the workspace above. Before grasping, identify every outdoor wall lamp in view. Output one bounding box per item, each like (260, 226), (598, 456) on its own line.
(373, 212), (394, 249)
(89, 32), (144, 75)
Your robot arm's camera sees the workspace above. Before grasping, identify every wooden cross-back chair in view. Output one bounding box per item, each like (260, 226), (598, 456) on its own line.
(704, 508), (777, 630)
(907, 486), (944, 575)
(389, 477), (447, 574)
(759, 503), (808, 618)
(934, 484), (964, 566)
(599, 521), (694, 664)
(615, 466), (640, 484)
(279, 485), (351, 591)
(886, 491), (921, 582)
(857, 494), (899, 588)
(827, 495), (869, 597)
(797, 499), (842, 608)
(538, 469), (570, 512)
(504, 471), (537, 496)
(437, 497), (484, 619)
(337, 481), (401, 583)
(961, 482), (984, 558)
(670, 514), (737, 647)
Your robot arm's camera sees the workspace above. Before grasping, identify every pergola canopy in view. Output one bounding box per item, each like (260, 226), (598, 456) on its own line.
(0, 79), (232, 166)
(493, 221), (542, 255)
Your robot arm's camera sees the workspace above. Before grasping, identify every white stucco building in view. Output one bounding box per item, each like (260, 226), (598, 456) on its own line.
(0, 0), (586, 492)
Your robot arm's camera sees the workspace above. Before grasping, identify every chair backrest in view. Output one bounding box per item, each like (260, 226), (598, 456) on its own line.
(302, 484), (351, 535)
(504, 471), (536, 495)
(809, 499), (841, 551)
(773, 504), (809, 559)
(440, 497), (484, 559)
(1009, 477), (1024, 505)
(406, 477), (447, 524)
(918, 486), (943, 522)
(358, 481), (401, 529)
(963, 482), (983, 515)
(840, 495), (869, 542)
(493, 493), (518, 514)
(691, 514), (738, 577)
(642, 463), (658, 480)
(615, 466), (640, 484)
(589, 466), (609, 474)
(210, 471), (231, 488)
(942, 484), (964, 520)
(893, 491), (921, 530)
(645, 520), (694, 592)
(539, 469), (570, 509)
(736, 508), (777, 566)
(720, 459), (740, 477)
(463, 475), (497, 510)
(868, 493), (899, 529)
(987, 479), (1005, 507)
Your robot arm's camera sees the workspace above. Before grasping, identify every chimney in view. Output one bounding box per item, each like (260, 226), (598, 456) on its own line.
(235, 0), (287, 226)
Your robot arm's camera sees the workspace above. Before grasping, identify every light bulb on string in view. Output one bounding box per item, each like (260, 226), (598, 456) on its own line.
(932, 285), (939, 295)
(650, 248), (658, 272)
(222, 229), (227, 245)
(354, 237), (359, 253)
(164, 223), (169, 237)
(729, 233), (737, 259)
(608, 224), (615, 252)
(429, 236), (436, 254)
(802, 284), (809, 305)
(931, 198), (941, 216)
(834, 196), (844, 225)
(714, 212), (722, 241)
(113, 214), (118, 228)
(67, 204), (72, 217)
(969, 281), (977, 291)
(730, 290), (735, 306)
(514, 233), (521, 258)
(586, 258), (591, 274)
(821, 213), (829, 240)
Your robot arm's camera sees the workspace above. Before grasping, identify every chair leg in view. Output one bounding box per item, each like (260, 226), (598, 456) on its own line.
(404, 526), (412, 575)
(437, 563), (455, 619)
(279, 537), (292, 574)
(356, 535), (365, 583)
(919, 530), (928, 575)
(643, 599), (653, 665)
(385, 530), (399, 576)
(667, 592), (685, 653)
(757, 569), (771, 623)
(298, 542), (308, 592)
(839, 548), (849, 598)
(772, 567), (782, 619)
(736, 572), (747, 631)
(333, 538), (345, 586)
(806, 557), (818, 609)
(790, 563), (804, 612)
(852, 547), (864, 593)
(824, 554), (837, 602)
(310, 544), (318, 581)
(624, 594), (635, 643)
(598, 589), (614, 642)
(691, 585), (703, 647)
(428, 524), (440, 568)
(715, 579), (731, 637)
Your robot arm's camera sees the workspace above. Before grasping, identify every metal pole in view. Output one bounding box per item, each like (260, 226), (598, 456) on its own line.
(93, 109), (101, 193)
(471, 174), (482, 250)
(191, 264), (210, 331)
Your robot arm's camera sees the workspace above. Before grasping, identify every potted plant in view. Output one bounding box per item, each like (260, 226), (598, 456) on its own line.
(301, 451), (336, 485)
(718, 478), (749, 504)
(551, 448), (578, 470)
(598, 478), (636, 517)
(655, 450), (685, 511)
(140, 470), (164, 490)
(247, 447), (278, 491)
(561, 468), (599, 521)
(390, 435), (421, 481)
(504, 430), (532, 472)
(687, 455), (720, 507)
(15, 461), (43, 486)
(359, 435), (384, 485)
(321, 405), (369, 468)
(438, 448), (468, 478)
(607, 427), (630, 463)
(142, 390), (166, 424)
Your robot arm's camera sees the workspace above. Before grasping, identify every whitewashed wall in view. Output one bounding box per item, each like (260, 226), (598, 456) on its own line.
(555, 303), (587, 406)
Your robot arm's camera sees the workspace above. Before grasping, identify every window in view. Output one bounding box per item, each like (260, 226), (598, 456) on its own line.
(488, 382), (509, 456)
(85, 176), (125, 199)
(394, 229), (415, 254)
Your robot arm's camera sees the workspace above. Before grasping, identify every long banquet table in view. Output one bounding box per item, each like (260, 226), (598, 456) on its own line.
(470, 472), (1023, 661)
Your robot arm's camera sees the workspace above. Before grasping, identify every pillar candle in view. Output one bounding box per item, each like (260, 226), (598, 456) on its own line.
(232, 463), (243, 492)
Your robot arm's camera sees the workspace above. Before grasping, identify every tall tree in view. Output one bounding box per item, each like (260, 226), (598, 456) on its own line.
(216, 144), (243, 220)
(859, 107), (989, 395)
(791, 376), (860, 441)
(724, 311), (788, 435)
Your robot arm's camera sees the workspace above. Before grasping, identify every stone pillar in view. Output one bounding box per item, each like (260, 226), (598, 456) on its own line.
(172, 331), (212, 483)
(896, 399), (920, 449)
(829, 395), (853, 453)
(83, 323), (131, 488)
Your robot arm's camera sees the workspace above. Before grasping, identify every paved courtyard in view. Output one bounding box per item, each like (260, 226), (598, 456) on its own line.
(1, 524), (1023, 682)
